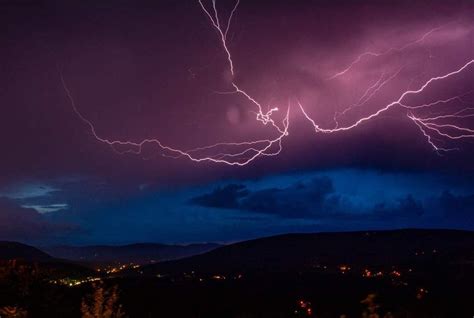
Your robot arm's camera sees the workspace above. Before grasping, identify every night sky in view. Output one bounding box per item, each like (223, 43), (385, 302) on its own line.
(1, 0), (473, 245)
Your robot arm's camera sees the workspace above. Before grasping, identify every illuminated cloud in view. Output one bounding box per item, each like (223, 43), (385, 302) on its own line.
(21, 203), (69, 214)
(0, 198), (80, 242)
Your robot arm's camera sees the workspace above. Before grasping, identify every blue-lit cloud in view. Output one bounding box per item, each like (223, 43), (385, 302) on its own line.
(190, 176), (344, 218)
(1, 169), (473, 245)
(189, 173), (429, 220)
(0, 182), (69, 213)
(21, 203), (69, 214)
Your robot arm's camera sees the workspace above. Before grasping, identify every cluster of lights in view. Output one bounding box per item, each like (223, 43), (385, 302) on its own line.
(211, 274), (226, 280)
(295, 300), (313, 316)
(416, 287), (428, 300)
(362, 269), (403, 278)
(96, 263), (140, 274)
(49, 276), (101, 287)
(339, 265), (351, 274)
(64, 0), (474, 165)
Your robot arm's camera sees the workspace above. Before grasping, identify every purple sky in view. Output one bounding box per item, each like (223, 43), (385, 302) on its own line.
(1, 0), (473, 245)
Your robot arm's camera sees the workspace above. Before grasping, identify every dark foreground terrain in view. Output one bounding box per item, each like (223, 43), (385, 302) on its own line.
(1, 229), (473, 317)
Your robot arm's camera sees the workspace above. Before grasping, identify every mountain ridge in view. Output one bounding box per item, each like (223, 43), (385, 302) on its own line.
(43, 242), (221, 264)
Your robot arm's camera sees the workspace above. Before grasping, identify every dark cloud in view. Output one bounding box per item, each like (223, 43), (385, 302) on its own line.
(190, 176), (349, 219)
(0, 198), (81, 243)
(190, 176), (433, 222)
(240, 177), (337, 218)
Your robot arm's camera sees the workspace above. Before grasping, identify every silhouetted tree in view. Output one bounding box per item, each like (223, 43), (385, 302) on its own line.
(81, 281), (126, 318)
(361, 294), (380, 318)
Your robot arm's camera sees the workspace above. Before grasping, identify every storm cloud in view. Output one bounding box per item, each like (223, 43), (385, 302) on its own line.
(0, 0), (473, 244)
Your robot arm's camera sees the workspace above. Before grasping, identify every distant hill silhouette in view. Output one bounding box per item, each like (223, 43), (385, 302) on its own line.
(141, 229), (474, 275)
(0, 241), (52, 261)
(44, 243), (220, 264)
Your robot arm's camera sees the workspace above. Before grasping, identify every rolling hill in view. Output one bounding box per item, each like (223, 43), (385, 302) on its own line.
(0, 241), (52, 261)
(140, 229), (474, 274)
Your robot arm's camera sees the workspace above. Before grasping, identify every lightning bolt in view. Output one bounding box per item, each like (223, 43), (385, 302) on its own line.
(197, 0), (239, 76)
(333, 68), (403, 128)
(328, 24), (449, 80)
(64, 0), (473, 164)
(300, 60), (474, 152)
(62, 0), (288, 166)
